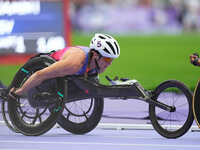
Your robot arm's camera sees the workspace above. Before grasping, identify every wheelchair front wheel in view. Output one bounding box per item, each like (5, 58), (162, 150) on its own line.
(149, 80), (193, 138)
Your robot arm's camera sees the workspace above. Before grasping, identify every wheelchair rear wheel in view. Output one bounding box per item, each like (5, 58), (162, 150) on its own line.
(7, 56), (63, 136)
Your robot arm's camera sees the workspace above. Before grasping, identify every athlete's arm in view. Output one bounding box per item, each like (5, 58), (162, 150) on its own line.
(13, 47), (86, 96)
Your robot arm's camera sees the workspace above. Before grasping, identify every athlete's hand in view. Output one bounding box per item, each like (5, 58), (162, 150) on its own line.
(190, 53), (200, 66)
(8, 87), (19, 100)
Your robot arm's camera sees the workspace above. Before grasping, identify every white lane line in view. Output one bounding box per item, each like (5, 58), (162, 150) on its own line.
(0, 140), (200, 148)
(1, 121), (199, 131)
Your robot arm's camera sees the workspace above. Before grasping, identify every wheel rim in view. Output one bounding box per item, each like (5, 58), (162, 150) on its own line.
(154, 87), (190, 132)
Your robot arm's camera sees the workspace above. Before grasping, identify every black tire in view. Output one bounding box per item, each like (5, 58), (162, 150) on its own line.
(149, 80), (193, 138)
(7, 56), (63, 136)
(2, 100), (20, 133)
(57, 97), (104, 134)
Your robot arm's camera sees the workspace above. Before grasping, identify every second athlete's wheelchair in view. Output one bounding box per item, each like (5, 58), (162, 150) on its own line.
(0, 54), (194, 138)
(191, 53), (200, 129)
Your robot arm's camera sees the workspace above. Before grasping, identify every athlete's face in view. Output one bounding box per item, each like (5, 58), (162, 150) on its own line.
(98, 56), (113, 73)
(90, 51), (113, 73)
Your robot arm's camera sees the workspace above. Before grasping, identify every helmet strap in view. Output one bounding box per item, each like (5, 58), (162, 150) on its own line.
(94, 58), (100, 73)
(84, 50), (100, 78)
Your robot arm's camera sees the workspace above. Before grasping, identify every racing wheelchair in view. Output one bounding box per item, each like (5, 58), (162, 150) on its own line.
(0, 53), (194, 138)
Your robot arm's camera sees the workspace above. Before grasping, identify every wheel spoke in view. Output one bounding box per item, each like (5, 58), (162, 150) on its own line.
(31, 109), (39, 125)
(21, 111), (27, 119)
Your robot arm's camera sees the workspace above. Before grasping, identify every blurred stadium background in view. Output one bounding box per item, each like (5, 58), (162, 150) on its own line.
(1, 0), (200, 127)
(1, 0), (200, 91)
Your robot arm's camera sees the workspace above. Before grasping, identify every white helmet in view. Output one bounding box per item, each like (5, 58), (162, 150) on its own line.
(89, 33), (120, 58)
